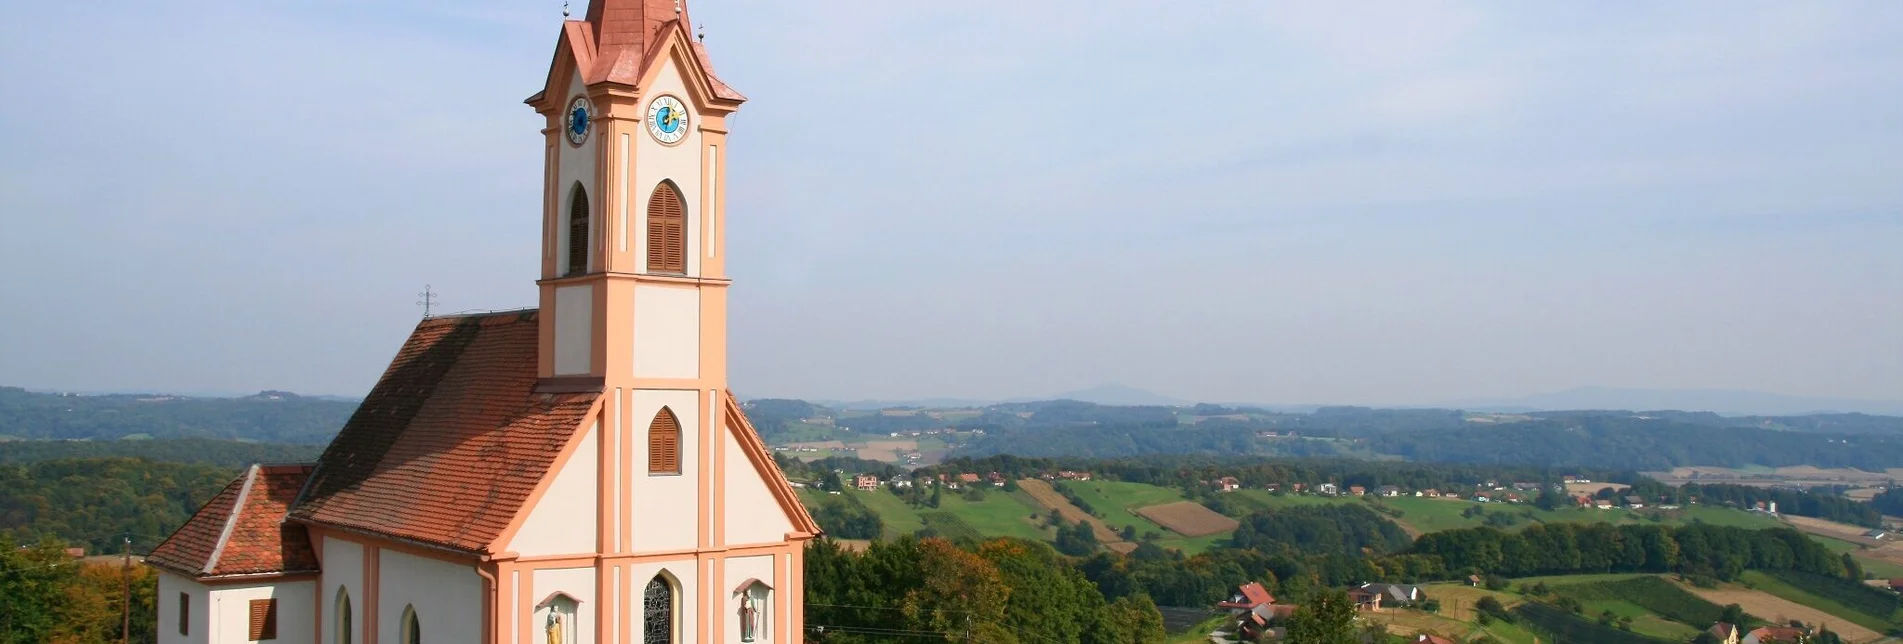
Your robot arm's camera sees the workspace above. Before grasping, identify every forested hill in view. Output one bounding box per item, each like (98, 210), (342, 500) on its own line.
(745, 398), (1903, 470)
(0, 386), (355, 444)
(0, 438), (323, 467)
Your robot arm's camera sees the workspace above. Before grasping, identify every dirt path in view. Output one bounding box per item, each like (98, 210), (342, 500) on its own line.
(1673, 580), (1882, 643)
(1017, 479), (1124, 544)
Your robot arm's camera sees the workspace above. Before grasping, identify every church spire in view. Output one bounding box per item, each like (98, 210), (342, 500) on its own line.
(583, 0), (692, 55)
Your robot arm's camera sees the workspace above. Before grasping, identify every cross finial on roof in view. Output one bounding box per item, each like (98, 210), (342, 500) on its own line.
(675, 0), (682, 15)
(562, 1), (569, 18)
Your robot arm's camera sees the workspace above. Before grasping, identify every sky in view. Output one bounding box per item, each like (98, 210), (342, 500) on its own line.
(1, 1), (1899, 407)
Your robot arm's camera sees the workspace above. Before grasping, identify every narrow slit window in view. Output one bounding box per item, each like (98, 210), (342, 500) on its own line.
(568, 184), (591, 276)
(249, 598), (278, 640)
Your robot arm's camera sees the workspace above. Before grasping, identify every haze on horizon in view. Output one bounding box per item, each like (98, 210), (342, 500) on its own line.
(1, 1), (1898, 408)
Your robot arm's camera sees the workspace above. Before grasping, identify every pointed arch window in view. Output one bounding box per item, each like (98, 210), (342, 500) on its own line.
(648, 407), (681, 475)
(334, 588), (352, 644)
(400, 605), (421, 644)
(567, 183), (591, 276)
(646, 182), (686, 274)
(643, 575), (677, 644)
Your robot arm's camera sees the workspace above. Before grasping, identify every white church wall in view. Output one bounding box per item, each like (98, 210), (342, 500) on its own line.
(632, 285), (700, 378)
(208, 580), (315, 644)
(627, 560), (700, 644)
(634, 57), (704, 277)
(556, 69), (599, 274)
(508, 421), (600, 556)
(629, 389), (701, 551)
(529, 567), (598, 644)
(377, 551), (482, 644)
(555, 284), (595, 375)
(157, 571), (209, 644)
(320, 538), (363, 644)
(723, 555), (777, 644)
(724, 430), (794, 545)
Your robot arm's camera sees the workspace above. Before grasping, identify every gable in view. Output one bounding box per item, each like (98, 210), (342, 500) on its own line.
(721, 392), (819, 540)
(503, 419), (600, 556)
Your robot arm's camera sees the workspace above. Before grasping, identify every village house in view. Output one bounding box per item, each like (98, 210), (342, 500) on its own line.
(854, 474), (881, 491)
(1355, 583), (1425, 608)
(958, 473), (981, 485)
(1742, 626), (1808, 644)
(1318, 483), (1339, 495)
(1708, 623), (1740, 644)
(1377, 486), (1401, 497)
(1347, 587), (1384, 611)
(1625, 495), (1646, 509)
(1217, 477), (1242, 492)
(1348, 485), (1367, 496)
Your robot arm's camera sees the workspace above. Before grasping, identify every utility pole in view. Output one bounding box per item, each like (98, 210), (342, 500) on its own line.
(121, 535), (132, 644)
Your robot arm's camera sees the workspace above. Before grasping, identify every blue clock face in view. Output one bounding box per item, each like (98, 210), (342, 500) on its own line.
(565, 96), (591, 145)
(646, 95), (688, 144)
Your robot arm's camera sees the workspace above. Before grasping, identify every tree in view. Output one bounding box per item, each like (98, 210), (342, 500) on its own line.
(1720, 603), (1745, 626)
(1285, 589), (1357, 644)
(902, 539), (1013, 643)
(1690, 633), (1721, 644)
(1099, 594), (1166, 644)
(929, 481), (942, 508)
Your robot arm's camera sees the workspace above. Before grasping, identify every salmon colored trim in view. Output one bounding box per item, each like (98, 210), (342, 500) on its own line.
(600, 389), (615, 557)
(620, 389), (634, 553)
(529, 22), (597, 113)
(773, 551), (788, 644)
(535, 272), (732, 287)
(487, 397), (609, 552)
(722, 393), (821, 534)
(364, 546), (378, 644)
(618, 562), (632, 644)
(711, 555), (724, 644)
(310, 526), (479, 568)
(635, 23), (742, 114)
(790, 545), (805, 644)
(517, 566), (533, 644)
(712, 387), (724, 548)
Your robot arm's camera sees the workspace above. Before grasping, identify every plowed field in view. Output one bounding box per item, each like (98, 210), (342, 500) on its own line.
(1018, 479), (1122, 543)
(1135, 501), (1239, 537)
(1675, 581), (1882, 643)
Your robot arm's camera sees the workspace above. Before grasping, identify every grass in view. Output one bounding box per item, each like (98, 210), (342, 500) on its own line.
(1853, 553), (1903, 579)
(1574, 599), (1701, 640)
(1060, 481), (1190, 537)
(806, 487), (1050, 542)
(1739, 571), (1899, 634)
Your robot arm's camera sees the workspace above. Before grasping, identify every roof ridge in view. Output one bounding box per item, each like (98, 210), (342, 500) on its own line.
(202, 464), (260, 575)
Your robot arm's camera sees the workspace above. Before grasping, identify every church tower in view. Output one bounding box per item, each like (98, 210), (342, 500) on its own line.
(146, 2), (816, 643)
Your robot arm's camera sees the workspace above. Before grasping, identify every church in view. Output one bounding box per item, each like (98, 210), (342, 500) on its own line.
(144, 1), (820, 642)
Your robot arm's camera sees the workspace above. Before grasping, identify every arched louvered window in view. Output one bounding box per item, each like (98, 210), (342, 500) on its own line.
(643, 575), (677, 644)
(646, 182), (686, 274)
(567, 184), (591, 276)
(648, 407), (681, 475)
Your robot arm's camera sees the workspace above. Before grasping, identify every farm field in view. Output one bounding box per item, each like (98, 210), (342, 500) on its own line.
(1673, 577), (1883, 643)
(1738, 571), (1899, 635)
(809, 487), (1051, 542)
(1018, 479), (1123, 543)
(1059, 481), (1237, 554)
(1135, 501), (1239, 537)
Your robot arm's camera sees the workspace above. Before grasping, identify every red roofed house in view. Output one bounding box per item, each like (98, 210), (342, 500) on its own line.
(147, 4), (821, 641)
(1216, 582), (1276, 614)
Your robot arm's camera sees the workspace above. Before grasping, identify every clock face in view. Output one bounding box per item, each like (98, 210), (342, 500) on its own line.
(565, 96), (592, 145)
(646, 95), (689, 144)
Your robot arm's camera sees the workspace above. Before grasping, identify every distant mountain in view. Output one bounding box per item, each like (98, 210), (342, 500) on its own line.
(1445, 386), (1903, 416)
(1040, 383), (1187, 407)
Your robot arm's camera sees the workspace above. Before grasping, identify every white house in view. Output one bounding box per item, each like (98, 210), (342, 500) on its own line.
(147, 3), (821, 642)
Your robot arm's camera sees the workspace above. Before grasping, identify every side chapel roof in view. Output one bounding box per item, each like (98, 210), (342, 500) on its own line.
(147, 464), (319, 579)
(287, 310), (600, 554)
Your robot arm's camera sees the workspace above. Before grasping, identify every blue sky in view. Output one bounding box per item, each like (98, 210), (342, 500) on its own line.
(1, 1), (1898, 405)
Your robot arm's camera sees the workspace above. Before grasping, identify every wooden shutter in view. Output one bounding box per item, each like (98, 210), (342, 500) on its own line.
(647, 183), (686, 274)
(649, 408), (681, 474)
(179, 593), (189, 636)
(568, 186), (591, 276)
(249, 598), (278, 640)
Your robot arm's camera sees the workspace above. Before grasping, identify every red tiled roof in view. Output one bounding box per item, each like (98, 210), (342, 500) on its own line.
(570, 0), (743, 100)
(288, 311), (600, 554)
(148, 464), (318, 578)
(1218, 582), (1275, 609)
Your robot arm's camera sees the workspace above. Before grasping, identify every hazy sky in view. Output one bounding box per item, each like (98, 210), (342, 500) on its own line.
(2, 1), (1899, 406)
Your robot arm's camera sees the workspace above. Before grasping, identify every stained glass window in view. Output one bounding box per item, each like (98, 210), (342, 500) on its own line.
(644, 576), (675, 644)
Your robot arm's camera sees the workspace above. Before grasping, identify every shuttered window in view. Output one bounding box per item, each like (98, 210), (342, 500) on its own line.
(179, 593), (189, 635)
(249, 598), (278, 640)
(648, 407), (681, 474)
(646, 182), (686, 274)
(567, 185), (591, 276)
